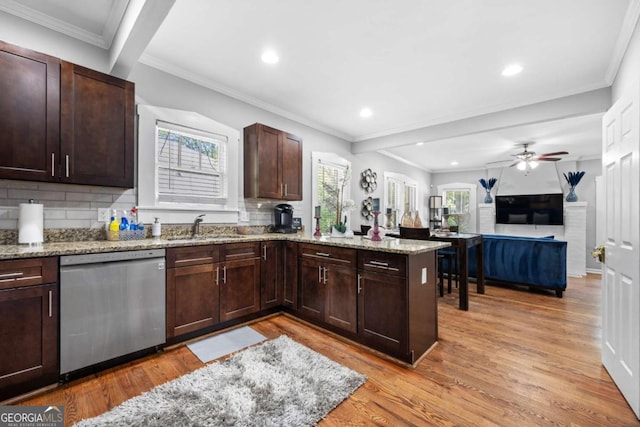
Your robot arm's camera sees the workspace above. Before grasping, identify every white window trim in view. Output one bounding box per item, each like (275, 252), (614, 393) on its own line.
(384, 171), (418, 214)
(437, 182), (478, 232)
(137, 104), (240, 224)
(311, 152), (351, 230)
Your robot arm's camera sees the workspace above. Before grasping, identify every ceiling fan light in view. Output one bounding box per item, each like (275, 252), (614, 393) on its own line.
(517, 161), (526, 171)
(529, 160), (539, 169)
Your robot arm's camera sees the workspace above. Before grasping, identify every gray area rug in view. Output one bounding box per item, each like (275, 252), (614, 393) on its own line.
(74, 335), (366, 426)
(187, 326), (267, 363)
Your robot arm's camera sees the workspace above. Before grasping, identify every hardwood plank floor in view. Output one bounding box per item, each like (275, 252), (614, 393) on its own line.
(15, 274), (640, 426)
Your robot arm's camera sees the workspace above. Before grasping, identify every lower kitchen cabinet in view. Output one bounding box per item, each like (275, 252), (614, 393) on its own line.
(0, 257), (58, 401)
(283, 241), (298, 310)
(166, 246), (220, 339)
(219, 243), (261, 322)
(260, 241), (283, 310)
(299, 244), (357, 334)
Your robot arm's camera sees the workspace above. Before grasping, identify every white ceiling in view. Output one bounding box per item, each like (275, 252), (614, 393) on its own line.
(3, 0), (637, 172)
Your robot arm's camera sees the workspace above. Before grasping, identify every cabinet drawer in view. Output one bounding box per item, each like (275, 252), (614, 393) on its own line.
(298, 243), (357, 267)
(221, 242), (260, 262)
(167, 245), (219, 268)
(358, 250), (407, 277)
(0, 257), (58, 290)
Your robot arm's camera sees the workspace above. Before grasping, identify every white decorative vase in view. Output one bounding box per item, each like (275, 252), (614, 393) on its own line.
(331, 226), (354, 238)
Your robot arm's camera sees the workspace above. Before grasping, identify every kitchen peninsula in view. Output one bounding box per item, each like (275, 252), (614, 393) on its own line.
(0, 233), (448, 401)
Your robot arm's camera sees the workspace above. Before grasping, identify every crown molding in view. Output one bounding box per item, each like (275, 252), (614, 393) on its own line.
(138, 53), (353, 142)
(606, 0), (640, 84)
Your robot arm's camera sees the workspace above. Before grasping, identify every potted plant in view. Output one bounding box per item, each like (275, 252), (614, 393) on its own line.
(479, 177), (497, 203)
(322, 165), (356, 237)
(563, 171), (585, 202)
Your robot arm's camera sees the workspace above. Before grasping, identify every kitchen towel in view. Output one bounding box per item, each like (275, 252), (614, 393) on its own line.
(18, 202), (44, 244)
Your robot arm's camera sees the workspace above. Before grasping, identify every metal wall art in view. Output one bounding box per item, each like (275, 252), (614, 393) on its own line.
(360, 169), (377, 193)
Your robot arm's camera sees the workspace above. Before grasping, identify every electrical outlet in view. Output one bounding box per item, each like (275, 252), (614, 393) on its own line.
(97, 208), (109, 222)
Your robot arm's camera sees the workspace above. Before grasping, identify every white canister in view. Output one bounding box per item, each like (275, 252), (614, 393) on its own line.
(152, 217), (162, 239)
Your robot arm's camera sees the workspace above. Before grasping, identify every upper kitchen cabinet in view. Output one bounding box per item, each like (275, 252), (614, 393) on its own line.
(0, 41), (60, 182)
(0, 41), (134, 188)
(243, 123), (302, 200)
(61, 61), (134, 187)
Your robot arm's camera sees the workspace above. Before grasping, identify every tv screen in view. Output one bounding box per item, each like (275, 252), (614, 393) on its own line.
(495, 194), (564, 225)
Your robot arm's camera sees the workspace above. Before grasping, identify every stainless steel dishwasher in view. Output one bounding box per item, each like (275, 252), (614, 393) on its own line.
(59, 249), (166, 375)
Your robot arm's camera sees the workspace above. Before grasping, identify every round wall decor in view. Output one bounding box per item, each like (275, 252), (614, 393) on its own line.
(360, 169), (377, 193)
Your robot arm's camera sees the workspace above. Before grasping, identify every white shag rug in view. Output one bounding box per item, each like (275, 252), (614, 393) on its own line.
(74, 335), (366, 427)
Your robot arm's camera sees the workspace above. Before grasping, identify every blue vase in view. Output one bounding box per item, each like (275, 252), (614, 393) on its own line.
(566, 186), (578, 202)
(484, 190), (493, 204)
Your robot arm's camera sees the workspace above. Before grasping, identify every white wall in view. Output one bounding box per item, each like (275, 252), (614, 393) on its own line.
(613, 18), (640, 102)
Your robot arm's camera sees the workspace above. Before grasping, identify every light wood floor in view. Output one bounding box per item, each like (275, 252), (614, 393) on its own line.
(17, 274), (640, 426)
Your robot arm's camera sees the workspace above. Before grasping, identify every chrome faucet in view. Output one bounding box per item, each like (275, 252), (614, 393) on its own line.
(192, 214), (205, 237)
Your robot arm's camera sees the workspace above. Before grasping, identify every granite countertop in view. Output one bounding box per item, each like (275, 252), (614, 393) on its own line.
(0, 233), (449, 260)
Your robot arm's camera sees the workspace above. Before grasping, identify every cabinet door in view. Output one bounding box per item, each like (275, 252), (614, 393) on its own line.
(283, 241), (298, 309)
(325, 264), (357, 333)
(261, 241), (283, 310)
(220, 258), (261, 322)
(244, 124), (281, 198)
(60, 61), (134, 187)
(358, 270), (408, 357)
(281, 132), (303, 200)
(0, 41), (59, 182)
(166, 264), (219, 339)
(299, 258), (325, 322)
(0, 283), (58, 401)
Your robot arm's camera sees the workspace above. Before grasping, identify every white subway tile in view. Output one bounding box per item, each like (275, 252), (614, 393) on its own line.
(0, 219), (18, 229)
(7, 189), (66, 201)
(66, 210), (98, 220)
(66, 192), (113, 202)
(44, 210), (66, 219)
(45, 219), (91, 228)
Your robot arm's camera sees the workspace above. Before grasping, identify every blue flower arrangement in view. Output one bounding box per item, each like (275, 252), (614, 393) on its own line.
(479, 178), (497, 203)
(563, 171), (585, 202)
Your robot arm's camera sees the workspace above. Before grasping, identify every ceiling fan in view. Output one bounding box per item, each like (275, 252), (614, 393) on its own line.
(493, 142), (569, 171)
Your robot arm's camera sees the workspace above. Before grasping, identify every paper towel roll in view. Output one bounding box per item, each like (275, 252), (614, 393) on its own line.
(18, 203), (44, 244)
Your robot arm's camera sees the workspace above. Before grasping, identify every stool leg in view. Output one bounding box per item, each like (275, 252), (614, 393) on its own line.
(447, 255), (452, 294)
(438, 256), (444, 297)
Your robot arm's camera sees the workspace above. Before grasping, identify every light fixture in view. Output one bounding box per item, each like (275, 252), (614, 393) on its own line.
(517, 161), (526, 171)
(450, 161), (459, 166)
(502, 63), (523, 76)
(416, 142), (424, 146)
(359, 108), (373, 118)
(261, 50), (279, 64)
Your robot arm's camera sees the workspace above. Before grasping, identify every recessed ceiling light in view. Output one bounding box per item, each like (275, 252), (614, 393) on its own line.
(359, 108), (373, 118)
(450, 161), (459, 166)
(416, 142), (424, 146)
(261, 50), (279, 64)
(502, 64), (523, 76)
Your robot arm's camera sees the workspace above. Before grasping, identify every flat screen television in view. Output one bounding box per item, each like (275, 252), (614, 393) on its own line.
(495, 194), (564, 225)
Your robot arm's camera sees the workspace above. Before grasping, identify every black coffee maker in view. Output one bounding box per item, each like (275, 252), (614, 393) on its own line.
(273, 204), (296, 233)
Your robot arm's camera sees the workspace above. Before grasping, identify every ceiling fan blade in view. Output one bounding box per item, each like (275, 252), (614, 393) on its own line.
(537, 157), (562, 161)
(539, 151), (568, 157)
(508, 160), (520, 167)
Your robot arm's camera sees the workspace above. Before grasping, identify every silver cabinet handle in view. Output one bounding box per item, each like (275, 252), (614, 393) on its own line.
(51, 153), (55, 177)
(315, 252), (330, 257)
(65, 154), (69, 177)
(369, 260), (389, 267)
(0, 272), (23, 280)
(318, 265), (322, 283)
(323, 267), (328, 284)
(215, 266), (219, 285)
(48, 290), (52, 317)
(284, 184), (288, 196)
(263, 244), (267, 261)
(223, 265), (227, 284)
(357, 273), (362, 294)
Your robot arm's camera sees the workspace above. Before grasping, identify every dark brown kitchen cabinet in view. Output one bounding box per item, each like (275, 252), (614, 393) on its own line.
(0, 40), (134, 187)
(0, 257), (58, 401)
(260, 241), (283, 310)
(283, 241), (298, 310)
(243, 123), (303, 200)
(0, 41), (60, 182)
(357, 250), (437, 363)
(219, 242), (261, 322)
(298, 244), (357, 334)
(61, 61), (134, 187)
(166, 246), (220, 339)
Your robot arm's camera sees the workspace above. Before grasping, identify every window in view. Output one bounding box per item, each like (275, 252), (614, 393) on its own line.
(156, 121), (227, 204)
(312, 153), (351, 232)
(384, 172), (417, 226)
(437, 182), (478, 232)
(137, 105), (239, 224)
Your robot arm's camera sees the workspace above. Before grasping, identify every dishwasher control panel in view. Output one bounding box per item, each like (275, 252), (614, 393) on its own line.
(60, 249), (166, 266)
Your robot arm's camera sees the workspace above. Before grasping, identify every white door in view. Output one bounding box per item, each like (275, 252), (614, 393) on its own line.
(601, 83), (640, 419)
